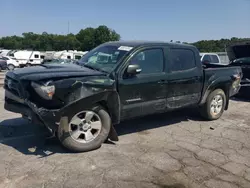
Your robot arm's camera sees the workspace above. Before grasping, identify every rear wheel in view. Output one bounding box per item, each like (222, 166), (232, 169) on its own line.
(200, 89), (226, 120)
(57, 105), (111, 152)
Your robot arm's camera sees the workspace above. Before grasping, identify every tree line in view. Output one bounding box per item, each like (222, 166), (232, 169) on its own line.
(0, 25), (120, 52)
(0, 25), (249, 52)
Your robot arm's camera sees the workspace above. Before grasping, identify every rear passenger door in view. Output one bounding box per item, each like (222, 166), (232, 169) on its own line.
(166, 48), (203, 109)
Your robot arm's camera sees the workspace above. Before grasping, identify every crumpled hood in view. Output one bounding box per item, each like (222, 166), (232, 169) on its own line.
(226, 42), (250, 62)
(6, 63), (106, 81)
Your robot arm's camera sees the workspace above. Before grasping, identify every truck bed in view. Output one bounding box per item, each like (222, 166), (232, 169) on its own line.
(202, 65), (242, 101)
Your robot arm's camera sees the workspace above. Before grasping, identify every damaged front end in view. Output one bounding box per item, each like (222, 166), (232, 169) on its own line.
(4, 71), (117, 136)
(4, 79), (60, 134)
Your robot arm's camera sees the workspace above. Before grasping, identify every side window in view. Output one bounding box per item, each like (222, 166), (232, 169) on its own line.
(128, 48), (164, 74)
(74, 55), (82, 60)
(2, 57), (9, 60)
(210, 55), (219, 63)
(202, 55), (212, 62)
(170, 49), (196, 72)
(34, 54), (39, 58)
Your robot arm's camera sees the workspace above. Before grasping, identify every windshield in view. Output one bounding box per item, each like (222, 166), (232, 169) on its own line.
(78, 45), (131, 73)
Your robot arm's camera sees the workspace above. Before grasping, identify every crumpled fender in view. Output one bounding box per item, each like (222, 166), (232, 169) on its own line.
(58, 90), (120, 141)
(60, 90), (120, 124)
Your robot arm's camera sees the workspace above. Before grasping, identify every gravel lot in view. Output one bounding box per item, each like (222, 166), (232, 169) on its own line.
(0, 85), (250, 188)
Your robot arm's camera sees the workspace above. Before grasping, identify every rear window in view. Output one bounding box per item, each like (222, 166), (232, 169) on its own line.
(210, 55), (219, 63)
(170, 49), (196, 71)
(202, 55), (212, 62)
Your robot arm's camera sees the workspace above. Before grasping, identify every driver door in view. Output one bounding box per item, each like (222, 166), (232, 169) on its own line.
(118, 47), (168, 120)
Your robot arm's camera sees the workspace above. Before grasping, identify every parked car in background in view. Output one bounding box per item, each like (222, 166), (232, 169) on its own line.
(4, 41), (242, 152)
(0, 57), (8, 71)
(1, 56), (20, 70)
(227, 42), (250, 97)
(200, 53), (222, 65)
(0, 49), (11, 56)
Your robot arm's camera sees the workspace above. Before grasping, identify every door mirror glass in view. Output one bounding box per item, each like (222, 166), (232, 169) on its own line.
(127, 64), (141, 75)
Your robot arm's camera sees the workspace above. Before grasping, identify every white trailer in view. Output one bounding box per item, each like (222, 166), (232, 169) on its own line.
(52, 50), (88, 60)
(10, 50), (42, 67)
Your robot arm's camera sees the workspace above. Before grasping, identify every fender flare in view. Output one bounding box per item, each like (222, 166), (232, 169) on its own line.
(59, 90), (121, 141)
(200, 76), (232, 110)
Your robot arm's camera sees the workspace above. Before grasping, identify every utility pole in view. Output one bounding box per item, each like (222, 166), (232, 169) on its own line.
(67, 21), (70, 51)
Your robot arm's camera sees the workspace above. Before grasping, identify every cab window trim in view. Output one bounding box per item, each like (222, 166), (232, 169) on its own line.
(169, 48), (197, 73)
(119, 46), (166, 79)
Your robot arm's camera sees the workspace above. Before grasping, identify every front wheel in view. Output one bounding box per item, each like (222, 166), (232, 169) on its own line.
(57, 105), (111, 152)
(200, 89), (226, 120)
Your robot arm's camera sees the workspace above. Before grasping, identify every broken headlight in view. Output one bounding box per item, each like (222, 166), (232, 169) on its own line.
(31, 81), (55, 100)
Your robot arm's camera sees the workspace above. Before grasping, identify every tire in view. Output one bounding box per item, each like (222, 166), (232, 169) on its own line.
(0, 66), (2, 72)
(200, 89), (226, 120)
(57, 105), (111, 152)
(8, 64), (15, 71)
(26, 63), (31, 67)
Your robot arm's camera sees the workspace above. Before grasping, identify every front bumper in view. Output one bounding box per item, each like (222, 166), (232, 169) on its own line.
(4, 90), (61, 133)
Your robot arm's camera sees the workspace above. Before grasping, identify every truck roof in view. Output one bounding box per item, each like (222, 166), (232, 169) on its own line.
(104, 40), (195, 48)
(200, 53), (219, 56)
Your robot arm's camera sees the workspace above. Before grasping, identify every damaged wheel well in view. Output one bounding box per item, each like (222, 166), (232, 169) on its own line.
(98, 100), (109, 113)
(96, 99), (120, 125)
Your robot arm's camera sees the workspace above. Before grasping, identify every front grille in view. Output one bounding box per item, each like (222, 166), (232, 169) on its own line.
(4, 76), (21, 97)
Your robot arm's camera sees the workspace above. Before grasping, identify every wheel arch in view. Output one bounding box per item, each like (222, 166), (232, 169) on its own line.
(200, 78), (231, 110)
(60, 90), (121, 124)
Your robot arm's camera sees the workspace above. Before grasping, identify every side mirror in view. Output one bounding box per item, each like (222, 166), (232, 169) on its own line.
(127, 64), (141, 75)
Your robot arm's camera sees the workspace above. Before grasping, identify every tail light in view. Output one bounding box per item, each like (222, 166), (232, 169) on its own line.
(231, 74), (241, 89)
(231, 74), (241, 80)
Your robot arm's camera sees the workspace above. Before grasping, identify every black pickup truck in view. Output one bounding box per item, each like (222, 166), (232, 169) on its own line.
(4, 41), (242, 152)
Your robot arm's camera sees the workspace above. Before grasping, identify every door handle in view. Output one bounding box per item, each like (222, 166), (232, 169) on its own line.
(194, 76), (200, 81)
(157, 80), (168, 84)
